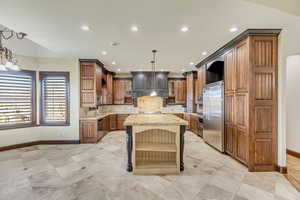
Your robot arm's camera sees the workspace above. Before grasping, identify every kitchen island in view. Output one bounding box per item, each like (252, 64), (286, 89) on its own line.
(124, 114), (188, 175)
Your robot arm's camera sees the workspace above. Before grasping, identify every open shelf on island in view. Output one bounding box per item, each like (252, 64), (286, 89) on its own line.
(135, 143), (177, 152)
(135, 160), (177, 169)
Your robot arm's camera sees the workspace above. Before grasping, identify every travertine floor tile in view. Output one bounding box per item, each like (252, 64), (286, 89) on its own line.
(0, 131), (298, 200)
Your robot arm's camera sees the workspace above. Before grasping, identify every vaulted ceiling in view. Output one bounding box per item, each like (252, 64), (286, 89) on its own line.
(1, 0), (299, 72)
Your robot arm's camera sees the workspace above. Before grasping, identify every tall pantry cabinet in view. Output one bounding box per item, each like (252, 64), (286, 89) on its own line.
(198, 29), (280, 172)
(223, 31), (279, 172)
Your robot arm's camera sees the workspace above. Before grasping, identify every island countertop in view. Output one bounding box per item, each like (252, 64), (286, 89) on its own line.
(124, 114), (188, 126)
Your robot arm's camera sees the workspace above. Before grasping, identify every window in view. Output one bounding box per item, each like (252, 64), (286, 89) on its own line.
(0, 70), (36, 129)
(40, 72), (70, 126)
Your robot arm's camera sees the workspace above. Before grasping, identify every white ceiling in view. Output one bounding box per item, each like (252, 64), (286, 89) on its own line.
(0, 0), (299, 72)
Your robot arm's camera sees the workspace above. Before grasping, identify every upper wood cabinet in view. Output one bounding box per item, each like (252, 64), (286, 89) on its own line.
(102, 73), (114, 105)
(80, 59), (114, 107)
(197, 66), (206, 98)
(168, 79), (186, 104)
(185, 72), (197, 113)
(113, 79), (132, 105)
(224, 49), (235, 93)
(235, 39), (249, 93)
(80, 61), (102, 107)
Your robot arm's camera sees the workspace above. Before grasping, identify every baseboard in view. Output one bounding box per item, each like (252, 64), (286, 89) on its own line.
(0, 140), (80, 152)
(287, 149), (300, 158)
(276, 165), (288, 174)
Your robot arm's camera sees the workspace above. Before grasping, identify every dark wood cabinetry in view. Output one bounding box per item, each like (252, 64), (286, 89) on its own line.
(80, 59), (115, 107)
(80, 62), (101, 107)
(113, 79), (132, 105)
(198, 29), (280, 172)
(197, 66), (206, 99)
(168, 79), (186, 104)
(109, 114), (117, 130)
(117, 114), (129, 130)
(184, 113), (202, 137)
(185, 72), (197, 113)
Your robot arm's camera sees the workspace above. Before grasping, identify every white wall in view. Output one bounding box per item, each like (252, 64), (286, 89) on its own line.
(286, 55), (300, 153)
(0, 56), (80, 147)
(277, 21), (300, 166)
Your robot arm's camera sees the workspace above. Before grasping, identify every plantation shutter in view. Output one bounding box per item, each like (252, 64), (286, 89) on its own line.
(0, 70), (36, 129)
(40, 72), (70, 125)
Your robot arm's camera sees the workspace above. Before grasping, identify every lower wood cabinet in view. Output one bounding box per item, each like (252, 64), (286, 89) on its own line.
(184, 113), (203, 137)
(110, 114), (117, 130)
(80, 116), (110, 143)
(225, 123), (236, 156)
(117, 114), (129, 130)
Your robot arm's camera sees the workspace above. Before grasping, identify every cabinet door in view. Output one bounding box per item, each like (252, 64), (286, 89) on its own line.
(80, 63), (96, 107)
(80, 120), (97, 143)
(175, 80), (186, 104)
(113, 80), (125, 104)
(225, 123), (236, 156)
(117, 114), (129, 130)
(236, 39), (249, 92)
(224, 94), (235, 124)
(103, 116), (110, 131)
(236, 127), (248, 165)
(197, 66), (205, 97)
(110, 114), (117, 130)
(224, 49), (235, 93)
(106, 74), (114, 104)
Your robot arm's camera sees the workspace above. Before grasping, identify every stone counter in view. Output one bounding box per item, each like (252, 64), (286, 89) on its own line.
(124, 114), (188, 126)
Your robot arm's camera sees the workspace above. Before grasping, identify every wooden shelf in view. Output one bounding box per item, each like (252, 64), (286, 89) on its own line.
(135, 160), (177, 169)
(135, 143), (177, 152)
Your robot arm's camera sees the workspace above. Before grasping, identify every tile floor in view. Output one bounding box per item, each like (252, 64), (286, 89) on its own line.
(0, 131), (299, 200)
(286, 154), (300, 192)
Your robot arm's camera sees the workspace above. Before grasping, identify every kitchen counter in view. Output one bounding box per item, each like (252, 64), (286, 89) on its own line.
(80, 111), (185, 121)
(124, 114), (188, 126)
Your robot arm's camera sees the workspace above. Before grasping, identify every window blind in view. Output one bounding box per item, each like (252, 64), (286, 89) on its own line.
(0, 70), (36, 129)
(40, 72), (70, 125)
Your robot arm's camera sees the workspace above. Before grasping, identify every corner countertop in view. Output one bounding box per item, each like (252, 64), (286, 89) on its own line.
(124, 114), (188, 126)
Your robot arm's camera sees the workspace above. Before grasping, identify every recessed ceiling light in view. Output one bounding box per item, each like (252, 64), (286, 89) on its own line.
(202, 51), (207, 56)
(112, 61), (116, 65)
(101, 51), (107, 55)
(181, 69), (185, 72)
(81, 25), (90, 31)
(189, 62), (194, 66)
(181, 26), (189, 32)
(117, 68), (121, 72)
(229, 27), (238, 33)
(131, 26), (138, 32)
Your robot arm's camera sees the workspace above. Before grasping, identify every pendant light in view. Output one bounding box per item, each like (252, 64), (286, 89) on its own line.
(150, 50), (157, 96)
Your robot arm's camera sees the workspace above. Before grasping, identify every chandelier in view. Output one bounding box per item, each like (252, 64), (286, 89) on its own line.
(0, 28), (27, 71)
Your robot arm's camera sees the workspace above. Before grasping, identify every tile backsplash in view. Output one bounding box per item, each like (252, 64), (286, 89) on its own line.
(80, 104), (185, 116)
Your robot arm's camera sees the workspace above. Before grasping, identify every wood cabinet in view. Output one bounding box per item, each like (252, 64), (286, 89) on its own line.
(80, 116), (110, 143)
(117, 114), (129, 130)
(110, 114), (117, 130)
(183, 113), (202, 137)
(168, 79), (186, 104)
(200, 30), (280, 172)
(197, 66), (206, 99)
(185, 72), (197, 113)
(80, 59), (114, 107)
(102, 73), (114, 105)
(113, 79), (132, 104)
(80, 62), (102, 107)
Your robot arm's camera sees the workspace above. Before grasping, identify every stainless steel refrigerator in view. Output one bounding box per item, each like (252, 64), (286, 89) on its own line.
(203, 81), (224, 152)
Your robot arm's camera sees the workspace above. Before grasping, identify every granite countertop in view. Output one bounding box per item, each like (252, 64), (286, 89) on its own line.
(80, 111), (185, 121)
(124, 114), (188, 126)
